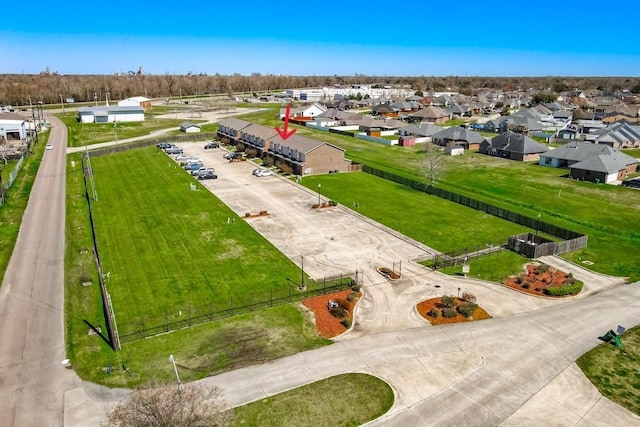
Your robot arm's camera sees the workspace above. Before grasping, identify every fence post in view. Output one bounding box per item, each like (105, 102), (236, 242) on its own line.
(323, 277), (326, 295)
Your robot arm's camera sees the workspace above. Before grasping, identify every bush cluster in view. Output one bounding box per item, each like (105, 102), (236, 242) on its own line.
(328, 298), (350, 319)
(460, 292), (477, 303)
(427, 308), (439, 318)
(441, 295), (456, 309)
(442, 308), (458, 318)
(544, 281), (584, 296)
(457, 302), (478, 318)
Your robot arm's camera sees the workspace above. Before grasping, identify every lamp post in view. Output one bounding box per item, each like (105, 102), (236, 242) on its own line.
(535, 213), (541, 238)
(168, 354), (184, 394)
(114, 120), (118, 145)
(301, 255), (305, 288)
(317, 184), (321, 206)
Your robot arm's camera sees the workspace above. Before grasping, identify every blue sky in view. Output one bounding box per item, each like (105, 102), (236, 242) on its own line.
(2, 0), (639, 76)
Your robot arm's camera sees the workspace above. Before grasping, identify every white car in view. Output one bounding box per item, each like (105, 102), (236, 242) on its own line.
(45, 144), (53, 150)
(255, 169), (273, 177)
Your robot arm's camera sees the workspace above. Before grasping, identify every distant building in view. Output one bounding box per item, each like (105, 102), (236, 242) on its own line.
(77, 106), (145, 123)
(0, 113), (27, 143)
(179, 122), (201, 133)
(118, 96), (152, 111)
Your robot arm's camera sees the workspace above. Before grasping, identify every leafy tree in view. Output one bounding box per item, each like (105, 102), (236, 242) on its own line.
(532, 92), (557, 104)
(106, 381), (231, 427)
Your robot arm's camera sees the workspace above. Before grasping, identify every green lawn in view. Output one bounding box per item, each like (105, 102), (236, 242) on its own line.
(84, 147), (304, 323)
(59, 113), (189, 147)
(239, 107), (640, 280)
(299, 173), (528, 253)
(230, 373), (394, 427)
(438, 250), (530, 282)
(577, 325), (640, 416)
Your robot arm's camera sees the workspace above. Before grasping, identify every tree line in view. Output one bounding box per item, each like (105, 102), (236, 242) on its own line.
(0, 73), (638, 106)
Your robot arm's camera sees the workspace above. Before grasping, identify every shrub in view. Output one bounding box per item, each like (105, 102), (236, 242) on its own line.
(312, 203), (320, 209)
(460, 291), (477, 303)
(245, 212), (251, 218)
(259, 210), (268, 216)
(441, 295), (456, 308)
(544, 281), (584, 296)
(328, 304), (348, 319)
(426, 308), (439, 318)
(328, 200), (337, 206)
(350, 282), (362, 292)
(522, 283), (530, 289)
(442, 308), (458, 318)
(340, 318), (352, 328)
(514, 276), (522, 284)
(457, 302), (478, 318)
(534, 263), (549, 274)
(347, 291), (358, 302)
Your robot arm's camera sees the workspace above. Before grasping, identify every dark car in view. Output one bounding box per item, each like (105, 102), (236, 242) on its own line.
(204, 142), (219, 149)
(157, 142), (172, 149)
(197, 171), (217, 180)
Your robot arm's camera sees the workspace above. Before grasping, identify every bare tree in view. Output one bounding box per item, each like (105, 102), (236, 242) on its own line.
(422, 142), (448, 186)
(105, 381), (232, 427)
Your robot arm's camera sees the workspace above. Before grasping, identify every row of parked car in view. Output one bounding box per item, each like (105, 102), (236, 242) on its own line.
(158, 142), (217, 180)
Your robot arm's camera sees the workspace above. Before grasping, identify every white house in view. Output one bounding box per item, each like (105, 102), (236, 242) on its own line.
(179, 122), (201, 133)
(118, 96), (151, 111)
(77, 106), (145, 123)
(279, 102), (327, 119)
(0, 113), (27, 142)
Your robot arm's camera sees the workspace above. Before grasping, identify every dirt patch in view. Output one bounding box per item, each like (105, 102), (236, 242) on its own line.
(303, 290), (360, 338)
(416, 297), (491, 325)
(376, 267), (401, 280)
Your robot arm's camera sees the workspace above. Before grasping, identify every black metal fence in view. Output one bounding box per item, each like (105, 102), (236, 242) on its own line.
(421, 239), (509, 269)
(362, 165), (588, 265)
(118, 272), (359, 343)
(85, 132), (218, 158)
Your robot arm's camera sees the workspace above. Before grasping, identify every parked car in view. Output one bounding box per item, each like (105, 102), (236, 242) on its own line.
(254, 169), (273, 177)
(165, 147), (183, 154)
(185, 158), (203, 165)
(174, 155), (192, 161)
(157, 142), (172, 149)
(223, 152), (234, 159)
(192, 167), (214, 176)
(197, 171), (217, 180)
(204, 142), (219, 149)
(45, 144), (53, 150)
(184, 162), (204, 171)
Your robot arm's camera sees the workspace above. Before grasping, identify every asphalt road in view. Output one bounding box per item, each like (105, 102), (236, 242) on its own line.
(0, 116), (80, 426)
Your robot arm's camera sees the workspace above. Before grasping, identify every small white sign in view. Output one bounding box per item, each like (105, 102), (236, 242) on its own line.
(462, 264), (470, 274)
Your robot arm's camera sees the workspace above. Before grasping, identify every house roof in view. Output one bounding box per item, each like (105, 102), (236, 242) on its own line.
(398, 123), (444, 137)
(179, 122), (200, 128)
(0, 113), (26, 121)
(270, 133), (344, 154)
(591, 122), (640, 146)
(433, 126), (485, 144)
(486, 130), (549, 154)
(409, 105), (449, 119)
(218, 117), (252, 131)
(541, 141), (633, 163)
(77, 106), (144, 113)
(241, 123), (278, 140)
(570, 152), (638, 173)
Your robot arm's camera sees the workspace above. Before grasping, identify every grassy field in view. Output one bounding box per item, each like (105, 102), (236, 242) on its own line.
(298, 173), (528, 253)
(577, 325), (640, 416)
(230, 373), (394, 426)
(244, 107), (640, 280)
(59, 113), (190, 147)
(84, 147), (305, 323)
(438, 250), (530, 282)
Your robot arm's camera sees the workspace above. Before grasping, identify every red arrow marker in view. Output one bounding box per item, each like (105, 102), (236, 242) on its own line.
(275, 104), (296, 140)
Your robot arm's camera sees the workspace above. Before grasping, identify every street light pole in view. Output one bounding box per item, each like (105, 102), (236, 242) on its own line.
(168, 355), (184, 394)
(535, 213), (541, 238)
(301, 255), (304, 288)
(317, 184), (321, 206)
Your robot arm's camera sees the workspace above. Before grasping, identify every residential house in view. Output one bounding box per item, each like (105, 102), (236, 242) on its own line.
(267, 134), (350, 176)
(586, 122), (640, 148)
(397, 123), (444, 145)
(539, 141), (638, 184)
(479, 130), (549, 161)
(371, 103), (398, 117)
(279, 103), (327, 120)
(217, 117), (251, 143)
(406, 105), (450, 124)
(239, 123), (278, 155)
(77, 106), (145, 123)
(179, 122), (200, 133)
(432, 126), (485, 149)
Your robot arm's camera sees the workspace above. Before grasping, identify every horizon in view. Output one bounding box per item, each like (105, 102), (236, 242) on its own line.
(2, 1), (639, 77)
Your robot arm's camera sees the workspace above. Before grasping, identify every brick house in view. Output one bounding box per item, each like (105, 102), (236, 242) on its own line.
(267, 134), (351, 176)
(479, 130), (549, 161)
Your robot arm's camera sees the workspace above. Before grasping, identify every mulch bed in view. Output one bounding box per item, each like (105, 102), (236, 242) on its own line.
(416, 297), (491, 325)
(303, 289), (360, 338)
(503, 264), (570, 297)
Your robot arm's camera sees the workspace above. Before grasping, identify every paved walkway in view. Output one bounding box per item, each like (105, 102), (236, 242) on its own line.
(55, 124), (640, 426)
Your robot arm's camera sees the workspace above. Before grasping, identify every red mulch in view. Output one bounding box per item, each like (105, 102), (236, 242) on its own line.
(303, 290), (359, 338)
(416, 297), (491, 325)
(503, 264), (570, 297)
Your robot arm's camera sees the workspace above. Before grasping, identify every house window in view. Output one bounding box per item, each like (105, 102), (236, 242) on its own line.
(544, 157), (552, 165)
